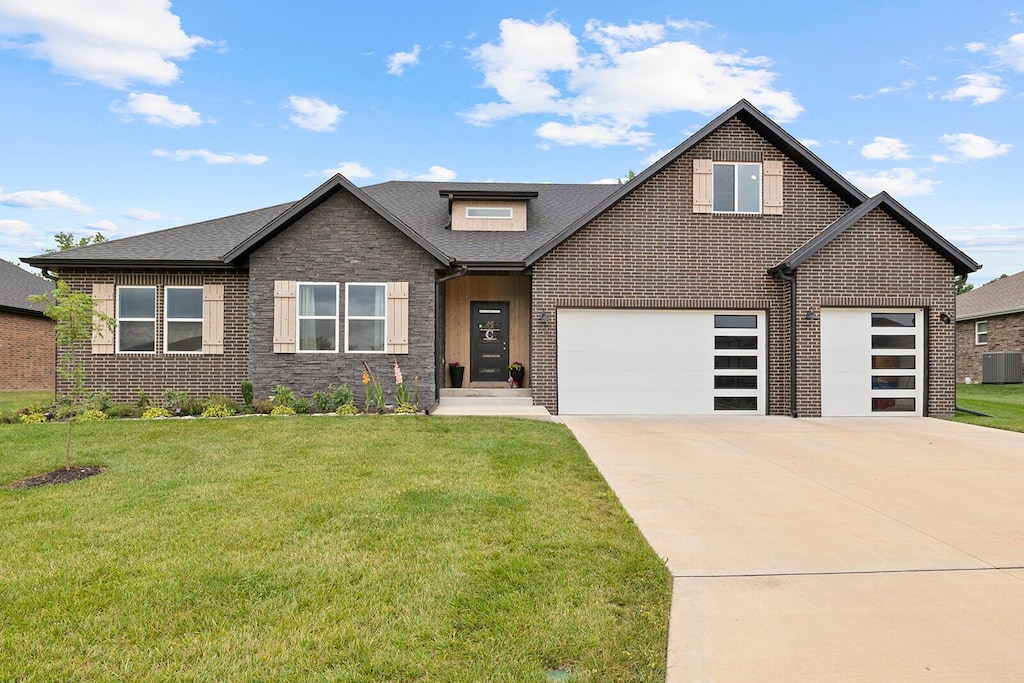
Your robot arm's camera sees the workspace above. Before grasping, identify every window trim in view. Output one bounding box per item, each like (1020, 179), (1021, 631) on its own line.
(163, 286), (204, 355)
(345, 282), (387, 354)
(712, 162), (762, 214)
(296, 282), (339, 354)
(116, 286), (157, 355)
(976, 320), (988, 345)
(466, 206), (513, 220)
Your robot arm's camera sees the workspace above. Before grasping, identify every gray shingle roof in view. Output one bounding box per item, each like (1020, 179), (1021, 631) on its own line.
(956, 270), (1024, 320)
(0, 259), (54, 314)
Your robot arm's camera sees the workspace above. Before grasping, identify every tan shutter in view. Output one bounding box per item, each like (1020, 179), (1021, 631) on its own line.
(273, 280), (297, 353)
(693, 159), (713, 213)
(91, 283), (114, 354)
(202, 284), (224, 354)
(385, 281), (409, 354)
(763, 160), (784, 215)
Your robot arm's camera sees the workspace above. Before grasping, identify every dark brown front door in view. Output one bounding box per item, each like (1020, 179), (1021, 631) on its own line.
(470, 301), (509, 382)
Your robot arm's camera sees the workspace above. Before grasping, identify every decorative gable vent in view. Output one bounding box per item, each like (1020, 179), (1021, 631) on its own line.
(713, 150), (763, 162)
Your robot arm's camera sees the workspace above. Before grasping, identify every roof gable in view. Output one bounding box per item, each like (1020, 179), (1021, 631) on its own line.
(770, 192), (979, 277)
(956, 269), (1024, 320)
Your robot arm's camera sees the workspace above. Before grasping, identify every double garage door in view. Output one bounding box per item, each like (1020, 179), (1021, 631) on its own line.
(557, 308), (925, 416)
(557, 310), (766, 415)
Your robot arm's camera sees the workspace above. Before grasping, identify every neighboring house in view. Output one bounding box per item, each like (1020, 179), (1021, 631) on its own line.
(955, 271), (1024, 383)
(23, 100), (979, 417)
(0, 259), (55, 391)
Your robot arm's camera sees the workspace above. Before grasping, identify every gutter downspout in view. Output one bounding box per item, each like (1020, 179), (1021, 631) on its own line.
(428, 266), (469, 415)
(775, 268), (798, 418)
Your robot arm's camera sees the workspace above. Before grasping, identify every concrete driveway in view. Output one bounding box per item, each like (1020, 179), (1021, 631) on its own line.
(562, 416), (1024, 682)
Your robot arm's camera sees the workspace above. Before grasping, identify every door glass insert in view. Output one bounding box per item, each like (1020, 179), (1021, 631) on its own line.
(871, 334), (915, 350)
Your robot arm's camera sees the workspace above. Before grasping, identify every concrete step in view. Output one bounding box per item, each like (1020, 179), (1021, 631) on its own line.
(440, 388), (532, 398)
(440, 396), (535, 407)
(429, 404), (554, 420)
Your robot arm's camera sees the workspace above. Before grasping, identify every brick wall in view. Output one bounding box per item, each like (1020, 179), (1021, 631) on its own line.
(0, 309), (55, 391)
(248, 187), (439, 404)
(956, 311), (1024, 383)
(55, 269), (249, 403)
(531, 117), (958, 416)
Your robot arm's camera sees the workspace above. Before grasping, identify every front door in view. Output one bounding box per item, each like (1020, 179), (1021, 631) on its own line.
(470, 301), (509, 383)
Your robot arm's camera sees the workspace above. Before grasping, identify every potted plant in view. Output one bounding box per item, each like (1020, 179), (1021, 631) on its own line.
(508, 361), (525, 388)
(448, 361), (465, 388)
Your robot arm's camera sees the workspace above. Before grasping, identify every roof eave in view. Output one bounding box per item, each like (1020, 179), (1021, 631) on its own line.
(0, 303), (48, 317)
(20, 256), (236, 271)
(955, 305), (1024, 321)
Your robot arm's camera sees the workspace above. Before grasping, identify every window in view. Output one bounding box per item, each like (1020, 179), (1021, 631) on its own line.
(164, 287), (203, 353)
(298, 283), (338, 352)
(976, 320), (988, 345)
(346, 283), (386, 352)
(466, 206), (513, 219)
(713, 163), (761, 213)
(872, 312), (916, 327)
(117, 286), (156, 353)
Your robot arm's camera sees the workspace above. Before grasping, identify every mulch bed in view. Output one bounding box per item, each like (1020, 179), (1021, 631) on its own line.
(7, 466), (106, 489)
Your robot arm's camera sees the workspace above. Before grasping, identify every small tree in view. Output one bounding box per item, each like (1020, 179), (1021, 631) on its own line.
(46, 231), (106, 253)
(28, 280), (114, 470)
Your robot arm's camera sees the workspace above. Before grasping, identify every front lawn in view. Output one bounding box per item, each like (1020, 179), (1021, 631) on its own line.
(954, 383), (1024, 433)
(0, 416), (670, 682)
(0, 389), (52, 411)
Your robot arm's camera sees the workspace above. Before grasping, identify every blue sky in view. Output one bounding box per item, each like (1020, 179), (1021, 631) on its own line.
(1, 0), (1022, 284)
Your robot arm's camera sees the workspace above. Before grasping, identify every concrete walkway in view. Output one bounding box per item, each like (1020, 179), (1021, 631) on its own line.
(562, 416), (1024, 682)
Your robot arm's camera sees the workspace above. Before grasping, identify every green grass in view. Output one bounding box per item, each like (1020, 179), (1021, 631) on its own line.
(953, 383), (1024, 433)
(0, 417), (670, 682)
(0, 389), (52, 411)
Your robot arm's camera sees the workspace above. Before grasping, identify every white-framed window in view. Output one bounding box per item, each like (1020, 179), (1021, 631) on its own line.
(345, 283), (386, 353)
(297, 283), (338, 352)
(117, 286), (156, 353)
(164, 286), (203, 354)
(466, 206), (513, 219)
(713, 162), (762, 213)
(976, 320), (988, 345)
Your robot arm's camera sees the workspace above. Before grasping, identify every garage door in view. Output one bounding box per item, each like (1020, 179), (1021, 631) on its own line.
(821, 309), (924, 416)
(557, 309), (765, 415)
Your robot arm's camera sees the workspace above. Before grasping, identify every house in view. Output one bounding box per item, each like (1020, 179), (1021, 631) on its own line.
(22, 100), (979, 417)
(0, 259), (55, 391)
(956, 270), (1024, 383)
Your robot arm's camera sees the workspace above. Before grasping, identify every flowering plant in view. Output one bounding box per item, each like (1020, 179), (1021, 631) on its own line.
(508, 361), (524, 371)
(448, 361), (463, 368)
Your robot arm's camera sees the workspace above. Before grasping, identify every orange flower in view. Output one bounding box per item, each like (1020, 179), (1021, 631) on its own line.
(394, 358), (403, 385)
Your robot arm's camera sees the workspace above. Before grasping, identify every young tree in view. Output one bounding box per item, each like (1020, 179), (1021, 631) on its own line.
(46, 231), (106, 253)
(28, 281), (113, 470)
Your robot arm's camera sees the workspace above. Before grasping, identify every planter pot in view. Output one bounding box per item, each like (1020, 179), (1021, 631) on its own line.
(449, 365), (465, 388)
(509, 367), (525, 388)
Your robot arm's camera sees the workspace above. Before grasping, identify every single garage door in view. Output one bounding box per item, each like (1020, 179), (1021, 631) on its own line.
(557, 309), (765, 415)
(821, 309), (924, 416)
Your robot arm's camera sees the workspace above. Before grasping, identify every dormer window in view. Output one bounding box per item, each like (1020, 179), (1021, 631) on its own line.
(466, 206), (513, 220)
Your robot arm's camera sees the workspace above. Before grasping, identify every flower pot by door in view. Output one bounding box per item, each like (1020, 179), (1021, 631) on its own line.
(509, 367), (525, 388)
(449, 365), (465, 388)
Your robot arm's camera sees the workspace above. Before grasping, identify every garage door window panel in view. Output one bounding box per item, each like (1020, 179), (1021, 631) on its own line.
(715, 396), (758, 411)
(872, 375), (916, 389)
(872, 334), (915, 349)
(872, 397), (916, 412)
(872, 312), (916, 327)
(715, 376), (757, 389)
(715, 336), (758, 350)
(715, 356), (758, 370)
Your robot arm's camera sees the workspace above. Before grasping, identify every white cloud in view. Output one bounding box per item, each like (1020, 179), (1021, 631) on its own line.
(151, 149), (268, 165)
(110, 92), (201, 127)
(798, 138), (821, 148)
(844, 168), (939, 197)
(851, 79), (916, 100)
(939, 133), (1012, 159)
(643, 148), (673, 165)
(941, 73), (1005, 105)
(965, 41), (987, 53)
(938, 223), (1024, 252)
(861, 136), (913, 160)
(310, 161), (374, 179)
(463, 18), (801, 147)
(666, 19), (714, 32)
(0, 0), (210, 88)
(0, 187), (93, 213)
(414, 166), (456, 182)
(386, 44), (421, 76)
(994, 32), (1024, 70)
(0, 219), (33, 236)
(287, 95), (344, 132)
(122, 207), (164, 221)
(87, 219), (118, 232)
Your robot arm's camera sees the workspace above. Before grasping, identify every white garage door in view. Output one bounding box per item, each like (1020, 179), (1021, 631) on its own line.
(821, 309), (924, 417)
(557, 309), (765, 415)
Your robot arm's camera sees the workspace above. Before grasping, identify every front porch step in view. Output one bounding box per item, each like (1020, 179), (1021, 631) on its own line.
(432, 388), (553, 420)
(441, 396), (535, 407)
(430, 404), (554, 420)
(441, 388), (532, 398)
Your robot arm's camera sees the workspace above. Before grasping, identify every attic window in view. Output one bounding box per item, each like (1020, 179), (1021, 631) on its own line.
(466, 207), (513, 219)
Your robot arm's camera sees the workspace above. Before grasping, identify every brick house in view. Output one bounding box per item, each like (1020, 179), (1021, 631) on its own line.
(23, 100), (978, 416)
(0, 259), (55, 391)
(955, 270), (1024, 383)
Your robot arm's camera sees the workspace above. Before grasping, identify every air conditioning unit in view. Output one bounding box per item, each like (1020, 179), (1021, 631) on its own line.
(982, 352), (1023, 384)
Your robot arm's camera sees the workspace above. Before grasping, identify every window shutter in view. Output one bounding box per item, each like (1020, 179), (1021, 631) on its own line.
(386, 281), (409, 354)
(91, 283), (114, 354)
(693, 159), (713, 213)
(273, 280), (297, 353)
(202, 284), (225, 354)
(763, 160), (784, 215)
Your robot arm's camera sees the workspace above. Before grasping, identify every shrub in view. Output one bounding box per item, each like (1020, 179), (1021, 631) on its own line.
(162, 389), (190, 414)
(270, 405), (296, 416)
(136, 390), (151, 409)
(205, 394), (241, 414)
(0, 410), (20, 424)
(19, 412), (46, 424)
(105, 403), (139, 419)
(241, 380), (255, 408)
(271, 385), (295, 408)
(75, 409), (108, 422)
(293, 398), (312, 415)
(252, 398), (274, 415)
(142, 407), (171, 419)
(201, 403), (234, 418)
(85, 391), (112, 412)
(313, 384), (355, 413)
(336, 404), (359, 416)
(394, 404), (418, 414)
